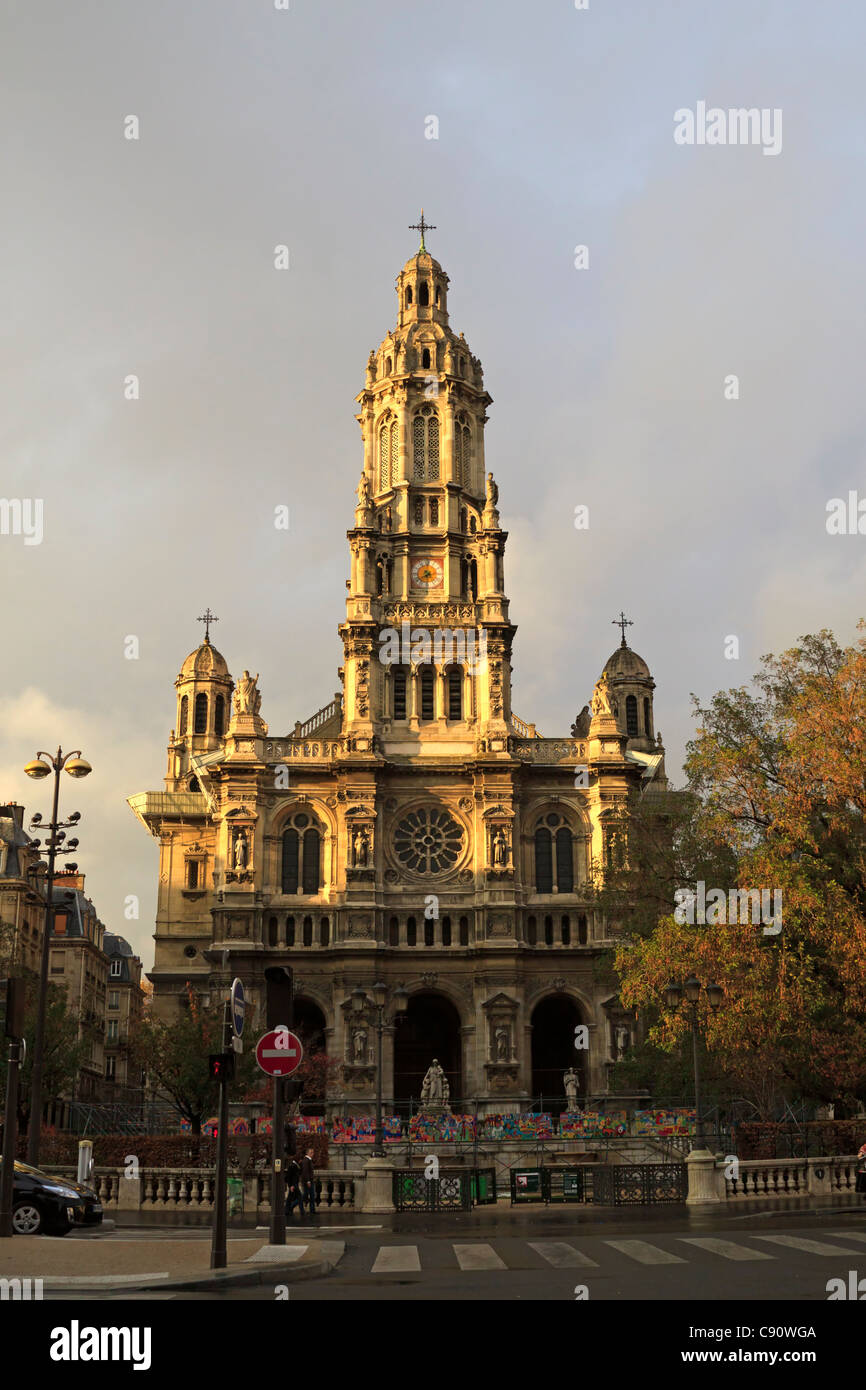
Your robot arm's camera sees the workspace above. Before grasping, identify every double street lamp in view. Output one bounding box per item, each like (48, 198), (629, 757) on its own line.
(664, 975), (724, 1152)
(24, 747), (91, 1165)
(350, 982), (408, 1156)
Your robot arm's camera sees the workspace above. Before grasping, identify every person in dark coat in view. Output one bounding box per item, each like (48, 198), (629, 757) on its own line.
(285, 1155), (303, 1218)
(300, 1148), (317, 1218)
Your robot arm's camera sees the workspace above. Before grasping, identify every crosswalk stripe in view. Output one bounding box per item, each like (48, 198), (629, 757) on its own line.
(828, 1231), (866, 1244)
(528, 1241), (598, 1268)
(753, 1234), (866, 1257)
(372, 1245), (421, 1273)
(678, 1237), (774, 1262)
(605, 1239), (686, 1265)
(453, 1242), (507, 1271)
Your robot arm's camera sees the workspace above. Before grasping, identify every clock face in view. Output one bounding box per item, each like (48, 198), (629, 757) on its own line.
(411, 557), (443, 588)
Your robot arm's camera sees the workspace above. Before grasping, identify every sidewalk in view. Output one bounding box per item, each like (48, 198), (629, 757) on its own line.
(0, 1233), (344, 1293)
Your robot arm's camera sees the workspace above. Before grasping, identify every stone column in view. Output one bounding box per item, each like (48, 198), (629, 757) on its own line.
(686, 1149), (724, 1204)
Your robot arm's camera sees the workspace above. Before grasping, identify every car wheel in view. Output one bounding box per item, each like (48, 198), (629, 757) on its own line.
(12, 1202), (44, 1235)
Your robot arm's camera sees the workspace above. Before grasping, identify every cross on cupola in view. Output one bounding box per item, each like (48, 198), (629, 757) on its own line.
(612, 611), (633, 647)
(197, 608), (219, 643)
(408, 209), (436, 252)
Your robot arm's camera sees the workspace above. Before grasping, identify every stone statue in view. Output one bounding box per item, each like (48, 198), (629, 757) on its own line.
(442, 1075), (450, 1107)
(570, 705), (591, 738)
(233, 830), (248, 871)
(495, 1025), (509, 1062)
(485, 472), (499, 507)
(492, 827), (509, 867)
(357, 471), (371, 507)
(234, 670), (261, 716)
(591, 674), (613, 718)
(615, 1024), (630, 1059)
(353, 1029), (367, 1063)
(352, 827), (370, 867)
(563, 1067), (580, 1110)
(421, 1058), (445, 1106)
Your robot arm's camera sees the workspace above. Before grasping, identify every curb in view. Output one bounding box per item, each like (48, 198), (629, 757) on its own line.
(58, 1245), (345, 1295)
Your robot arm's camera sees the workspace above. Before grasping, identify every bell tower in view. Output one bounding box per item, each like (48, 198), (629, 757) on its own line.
(340, 218), (515, 743)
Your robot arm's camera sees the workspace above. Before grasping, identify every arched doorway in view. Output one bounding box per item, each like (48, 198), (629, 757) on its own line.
(293, 997), (327, 1115)
(530, 995), (585, 1114)
(393, 992), (462, 1107)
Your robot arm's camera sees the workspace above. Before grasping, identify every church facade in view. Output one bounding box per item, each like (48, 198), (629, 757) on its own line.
(128, 231), (666, 1112)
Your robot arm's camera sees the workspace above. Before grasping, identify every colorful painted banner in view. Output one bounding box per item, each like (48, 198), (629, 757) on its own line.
(408, 1113), (476, 1142)
(480, 1113), (555, 1139)
(559, 1111), (628, 1137)
(332, 1115), (403, 1144)
(633, 1108), (696, 1136)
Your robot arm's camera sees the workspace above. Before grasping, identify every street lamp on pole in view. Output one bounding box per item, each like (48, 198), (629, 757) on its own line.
(351, 983), (408, 1156)
(23, 747), (91, 1165)
(665, 976), (724, 1152)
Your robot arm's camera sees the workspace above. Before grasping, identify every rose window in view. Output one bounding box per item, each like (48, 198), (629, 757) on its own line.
(393, 807), (463, 874)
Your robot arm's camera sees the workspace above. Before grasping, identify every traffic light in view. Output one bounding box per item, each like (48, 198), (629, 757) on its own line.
(283, 1079), (304, 1104)
(0, 978), (25, 1039)
(208, 1053), (235, 1082)
(264, 966), (293, 1030)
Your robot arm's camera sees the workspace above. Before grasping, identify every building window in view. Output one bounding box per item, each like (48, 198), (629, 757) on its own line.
(406, 916), (417, 947)
(215, 695), (225, 736)
(280, 814), (322, 896)
(406, 286), (413, 306)
(421, 347), (431, 368)
(442, 915), (451, 946)
(555, 827), (574, 892)
(108, 991), (119, 1009)
(389, 915), (399, 946)
(420, 666), (435, 721)
(413, 406), (439, 480)
(459, 916), (469, 945)
(179, 695), (188, 735)
(424, 917), (434, 947)
(107, 1020), (118, 1042)
(188, 776), (200, 792)
(454, 415), (471, 488)
(392, 669), (407, 720)
(303, 915), (313, 947)
(527, 915), (537, 945)
(544, 914), (554, 946)
(193, 692), (208, 734)
(285, 915), (295, 947)
(320, 916), (330, 947)
(644, 697), (652, 737)
(535, 814), (576, 893)
(105, 1056), (116, 1081)
(302, 828), (320, 895)
(268, 915), (278, 947)
(419, 280), (429, 306)
(53, 914), (67, 936)
(379, 416), (398, 491)
(561, 915), (571, 945)
(110, 959), (123, 978)
(447, 667), (462, 721)
(626, 694), (638, 736)
(281, 829), (299, 894)
(414, 497), (424, 526)
(578, 914), (588, 945)
(186, 860), (199, 890)
(534, 828), (553, 893)
(429, 497), (439, 526)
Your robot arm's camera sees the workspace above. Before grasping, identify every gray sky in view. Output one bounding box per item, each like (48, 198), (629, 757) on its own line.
(2, 0), (864, 967)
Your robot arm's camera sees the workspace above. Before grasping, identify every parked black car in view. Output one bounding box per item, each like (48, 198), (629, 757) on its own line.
(1, 1160), (103, 1235)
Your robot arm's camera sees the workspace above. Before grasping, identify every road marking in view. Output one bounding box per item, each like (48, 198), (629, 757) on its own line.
(454, 1243), (507, 1271)
(828, 1231), (866, 1244)
(528, 1241), (598, 1268)
(679, 1237), (774, 1261)
(605, 1239), (686, 1265)
(372, 1245), (421, 1273)
(35, 1273), (170, 1286)
(753, 1234), (866, 1256)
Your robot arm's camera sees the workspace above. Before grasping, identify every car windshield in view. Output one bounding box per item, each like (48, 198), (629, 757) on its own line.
(4, 1160), (56, 1180)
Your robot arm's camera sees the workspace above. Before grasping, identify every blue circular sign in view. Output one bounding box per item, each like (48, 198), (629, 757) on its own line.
(231, 978), (245, 1037)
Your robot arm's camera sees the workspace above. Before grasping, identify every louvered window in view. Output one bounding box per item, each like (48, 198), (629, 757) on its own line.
(420, 666), (435, 721)
(626, 695), (638, 736)
(413, 415), (426, 479)
(302, 829), (320, 895)
(194, 693), (208, 734)
(281, 830), (299, 894)
(390, 420), (398, 485)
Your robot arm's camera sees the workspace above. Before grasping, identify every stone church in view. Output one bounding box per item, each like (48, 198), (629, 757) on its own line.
(128, 228), (667, 1113)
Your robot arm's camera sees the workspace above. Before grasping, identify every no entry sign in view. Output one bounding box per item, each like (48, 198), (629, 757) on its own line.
(255, 1027), (304, 1077)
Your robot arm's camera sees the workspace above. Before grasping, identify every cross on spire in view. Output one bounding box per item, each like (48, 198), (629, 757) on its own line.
(409, 209), (436, 252)
(198, 608), (218, 643)
(612, 611), (633, 647)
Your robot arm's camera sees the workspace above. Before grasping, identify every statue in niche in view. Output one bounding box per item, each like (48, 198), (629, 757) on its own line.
(494, 1025), (509, 1062)
(485, 472), (499, 507)
(421, 1058), (445, 1106)
(492, 827), (509, 867)
(233, 830), (248, 871)
(352, 1029), (367, 1063)
(615, 1024), (630, 1059)
(357, 471), (371, 507)
(352, 827), (370, 867)
(234, 670), (261, 716)
(563, 1067), (580, 1110)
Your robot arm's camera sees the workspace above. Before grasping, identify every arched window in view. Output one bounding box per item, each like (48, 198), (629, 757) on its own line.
(303, 915), (313, 947)
(534, 827), (553, 893)
(454, 415), (471, 489)
(420, 666), (435, 721)
(459, 916), (469, 946)
(429, 497), (438, 526)
(406, 286), (413, 306)
(421, 347), (431, 369)
(389, 915), (399, 946)
(392, 668), (407, 720)
(187, 860), (199, 890)
(214, 695), (225, 736)
(556, 827), (574, 892)
(302, 828), (320, 894)
(468, 558), (478, 595)
(442, 916), (451, 946)
(188, 776), (200, 792)
(544, 914), (554, 946)
(385, 356), (392, 374)
(286, 915), (295, 947)
(561, 915), (570, 945)
(626, 694), (638, 736)
(194, 692), (208, 734)
(578, 914), (588, 945)
(179, 695), (188, 735)
(379, 415), (398, 491)
(320, 916), (330, 947)
(644, 697), (652, 737)
(419, 281), (429, 306)
(424, 917), (434, 947)
(268, 916), (278, 947)
(460, 508), (467, 532)
(527, 915), (537, 945)
(414, 497), (424, 526)
(281, 829), (299, 894)
(407, 916), (417, 947)
(435, 285), (441, 306)
(469, 515), (477, 534)
(447, 667), (463, 721)
(413, 406), (439, 480)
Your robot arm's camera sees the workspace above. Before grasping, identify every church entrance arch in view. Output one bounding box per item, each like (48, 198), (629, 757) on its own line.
(530, 994), (585, 1114)
(393, 992), (462, 1107)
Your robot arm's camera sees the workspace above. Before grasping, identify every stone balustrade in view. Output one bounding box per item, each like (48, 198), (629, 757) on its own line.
(686, 1153), (862, 1203)
(42, 1166), (360, 1214)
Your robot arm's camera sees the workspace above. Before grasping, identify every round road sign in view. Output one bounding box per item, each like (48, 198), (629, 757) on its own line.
(255, 1027), (304, 1077)
(230, 978), (245, 1037)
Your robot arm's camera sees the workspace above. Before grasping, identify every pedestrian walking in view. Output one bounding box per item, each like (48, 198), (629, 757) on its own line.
(300, 1148), (317, 1218)
(285, 1154), (303, 1219)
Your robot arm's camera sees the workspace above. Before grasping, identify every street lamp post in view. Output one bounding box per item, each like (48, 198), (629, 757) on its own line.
(351, 983), (407, 1156)
(23, 747), (91, 1165)
(665, 975), (724, 1152)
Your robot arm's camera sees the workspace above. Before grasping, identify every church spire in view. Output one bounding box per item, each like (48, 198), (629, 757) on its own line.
(408, 208), (436, 253)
